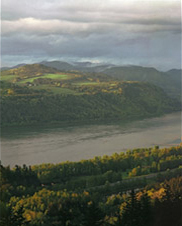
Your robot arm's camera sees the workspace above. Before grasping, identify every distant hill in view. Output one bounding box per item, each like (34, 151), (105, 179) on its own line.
(72, 61), (95, 67)
(103, 65), (162, 80)
(1, 64), (58, 77)
(0, 64), (27, 71)
(103, 66), (181, 100)
(166, 69), (181, 77)
(41, 61), (115, 73)
(40, 61), (75, 71)
(80, 64), (115, 73)
(165, 69), (181, 85)
(0, 67), (10, 71)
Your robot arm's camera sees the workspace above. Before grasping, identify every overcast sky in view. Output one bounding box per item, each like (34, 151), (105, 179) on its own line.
(1, 0), (181, 70)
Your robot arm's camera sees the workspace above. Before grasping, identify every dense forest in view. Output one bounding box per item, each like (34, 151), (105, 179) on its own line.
(1, 80), (180, 126)
(1, 146), (182, 226)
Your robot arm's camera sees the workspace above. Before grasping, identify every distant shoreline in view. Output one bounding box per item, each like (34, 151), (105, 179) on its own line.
(1, 109), (180, 129)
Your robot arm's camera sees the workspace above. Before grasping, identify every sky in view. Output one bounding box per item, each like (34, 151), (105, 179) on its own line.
(1, 0), (181, 70)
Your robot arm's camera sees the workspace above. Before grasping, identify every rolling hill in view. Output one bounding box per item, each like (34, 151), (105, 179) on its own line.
(102, 65), (181, 100)
(1, 64), (58, 77)
(0, 63), (180, 126)
(1, 62), (180, 99)
(0, 63), (27, 71)
(40, 60), (115, 73)
(2, 62), (180, 98)
(0, 67), (180, 126)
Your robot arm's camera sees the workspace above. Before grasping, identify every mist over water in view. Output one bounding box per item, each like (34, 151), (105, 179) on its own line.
(1, 112), (181, 167)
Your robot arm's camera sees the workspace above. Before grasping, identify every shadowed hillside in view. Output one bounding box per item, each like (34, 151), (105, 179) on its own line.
(103, 66), (181, 100)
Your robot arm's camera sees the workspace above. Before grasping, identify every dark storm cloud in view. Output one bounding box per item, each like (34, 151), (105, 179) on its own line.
(1, 0), (181, 70)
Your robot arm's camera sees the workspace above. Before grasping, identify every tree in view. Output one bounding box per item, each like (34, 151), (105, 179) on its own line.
(118, 190), (141, 226)
(0, 201), (26, 226)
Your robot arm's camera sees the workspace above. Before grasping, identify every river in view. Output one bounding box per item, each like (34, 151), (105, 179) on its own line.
(1, 112), (181, 167)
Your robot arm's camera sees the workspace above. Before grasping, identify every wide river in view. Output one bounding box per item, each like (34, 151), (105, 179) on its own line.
(1, 112), (181, 167)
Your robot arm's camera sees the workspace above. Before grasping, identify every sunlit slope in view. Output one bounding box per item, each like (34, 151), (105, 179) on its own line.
(1, 64), (114, 95)
(1, 64), (58, 77)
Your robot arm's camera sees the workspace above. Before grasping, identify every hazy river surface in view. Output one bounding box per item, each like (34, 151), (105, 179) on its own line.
(1, 112), (181, 167)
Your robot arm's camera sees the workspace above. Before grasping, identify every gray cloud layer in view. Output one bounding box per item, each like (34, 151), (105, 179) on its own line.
(1, 0), (181, 70)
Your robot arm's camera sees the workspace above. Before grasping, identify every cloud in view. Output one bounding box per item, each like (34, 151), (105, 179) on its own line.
(2, 15), (180, 37)
(2, 0), (180, 20)
(1, 0), (181, 70)
(2, 29), (181, 69)
(2, 0), (180, 37)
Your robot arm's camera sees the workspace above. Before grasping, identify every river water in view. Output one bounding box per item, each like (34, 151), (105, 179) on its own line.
(1, 112), (181, 167)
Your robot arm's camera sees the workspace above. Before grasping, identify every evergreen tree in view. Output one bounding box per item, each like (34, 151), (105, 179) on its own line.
(119, 190), (141, 226)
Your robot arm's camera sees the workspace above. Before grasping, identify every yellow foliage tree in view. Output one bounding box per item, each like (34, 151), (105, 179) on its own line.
(7, 89), (14, 95)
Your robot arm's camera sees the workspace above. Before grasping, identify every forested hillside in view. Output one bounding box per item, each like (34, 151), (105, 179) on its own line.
(0, 63), (180, 126)
(103, 66), (181, 100)
(1, 80), (180, 126)
(1, 146), (182, 226)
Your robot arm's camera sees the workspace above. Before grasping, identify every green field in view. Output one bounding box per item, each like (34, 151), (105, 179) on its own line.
(18, 77), (37, 83)
(74, 82), (108, 86)
(17, 73), (71, 84)
(41, 73), (70, 80)
(0, 74), (17, 82)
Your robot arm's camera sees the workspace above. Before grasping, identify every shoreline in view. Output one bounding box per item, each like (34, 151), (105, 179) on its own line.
(1, 109), (180, 130)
